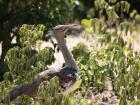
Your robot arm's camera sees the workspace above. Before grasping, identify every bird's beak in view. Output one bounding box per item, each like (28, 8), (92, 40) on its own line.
(44, 24), (84, 38)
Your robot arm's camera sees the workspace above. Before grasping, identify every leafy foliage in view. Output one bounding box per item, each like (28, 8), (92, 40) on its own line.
(76, 16), (140, 104)
(1, 0), (140, 105)
(0, 24), (55, 104)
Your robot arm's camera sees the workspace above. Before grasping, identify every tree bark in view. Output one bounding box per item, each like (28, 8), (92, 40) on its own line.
(0, 67), (77, 104)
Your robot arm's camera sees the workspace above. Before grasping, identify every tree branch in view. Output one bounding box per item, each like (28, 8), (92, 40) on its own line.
(1, 67), (77, 103)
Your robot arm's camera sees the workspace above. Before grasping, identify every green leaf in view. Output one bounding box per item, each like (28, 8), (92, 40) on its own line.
(81, 19), (90, 28)
(63, 79), (82, 95)
(119, 89), (127, 105)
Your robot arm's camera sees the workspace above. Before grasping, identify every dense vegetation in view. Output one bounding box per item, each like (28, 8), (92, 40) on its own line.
(1, 0), (140, 104)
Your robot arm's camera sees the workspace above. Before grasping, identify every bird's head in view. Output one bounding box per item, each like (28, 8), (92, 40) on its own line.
(45, 24), (83, 40)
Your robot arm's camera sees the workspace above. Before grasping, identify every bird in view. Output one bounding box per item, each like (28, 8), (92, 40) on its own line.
(45, 24), (83, 88)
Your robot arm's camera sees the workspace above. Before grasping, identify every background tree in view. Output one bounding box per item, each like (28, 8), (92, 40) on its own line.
(73, 0), (140, 22)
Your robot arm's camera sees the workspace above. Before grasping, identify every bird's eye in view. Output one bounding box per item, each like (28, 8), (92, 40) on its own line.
(60, 28), (65, 32)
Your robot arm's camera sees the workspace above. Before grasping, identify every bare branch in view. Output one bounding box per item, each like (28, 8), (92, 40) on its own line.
(1, 67), (77, 103)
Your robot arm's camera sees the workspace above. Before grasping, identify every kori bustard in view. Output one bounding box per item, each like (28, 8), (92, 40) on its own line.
(45, 24), (82, 88)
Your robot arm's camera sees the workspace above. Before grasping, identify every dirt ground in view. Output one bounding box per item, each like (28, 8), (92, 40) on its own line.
(48, 33), (140, 68)
(0, 33), (140, 67)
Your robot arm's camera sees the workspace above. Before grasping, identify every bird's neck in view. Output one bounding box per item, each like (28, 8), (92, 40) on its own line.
(56, 38), (78, 70)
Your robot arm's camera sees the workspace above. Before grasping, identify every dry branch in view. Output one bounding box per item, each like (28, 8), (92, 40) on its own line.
(1, 67), (77, 103)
